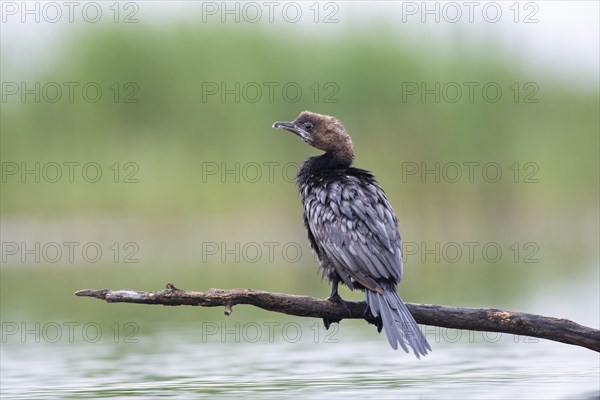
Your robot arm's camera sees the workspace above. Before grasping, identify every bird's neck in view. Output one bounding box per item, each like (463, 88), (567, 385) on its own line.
(301, 151), (354, 176)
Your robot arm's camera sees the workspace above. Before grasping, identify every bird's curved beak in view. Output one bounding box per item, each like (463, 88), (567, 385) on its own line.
(272, 121), (311, 142)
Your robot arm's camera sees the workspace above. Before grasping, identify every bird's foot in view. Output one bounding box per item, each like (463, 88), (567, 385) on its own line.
(366, 318), (384, 333)
(322, 292), (351, 330)
(363, 304), (384, 332)
(326, 292), (352, 313)
(322, 317), (342, 330)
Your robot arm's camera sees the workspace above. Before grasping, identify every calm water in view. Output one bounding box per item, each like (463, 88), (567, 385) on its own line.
(2, 260), (599, 399)
(2, 321), (599, 399)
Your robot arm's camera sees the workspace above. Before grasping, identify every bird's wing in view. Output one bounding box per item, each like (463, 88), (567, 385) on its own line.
(304, 175), (403, 293)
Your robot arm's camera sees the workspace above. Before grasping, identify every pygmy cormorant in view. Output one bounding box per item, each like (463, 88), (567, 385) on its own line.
(273, 111), (431, 358)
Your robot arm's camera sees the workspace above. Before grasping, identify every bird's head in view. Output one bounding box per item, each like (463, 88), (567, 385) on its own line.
(272, 111), (354, 163)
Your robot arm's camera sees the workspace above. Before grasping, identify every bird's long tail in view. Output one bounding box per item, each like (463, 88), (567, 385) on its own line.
(365, 288), (431, 358)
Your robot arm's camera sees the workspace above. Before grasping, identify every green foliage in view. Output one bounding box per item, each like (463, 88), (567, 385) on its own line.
(2, 25), (597, 218)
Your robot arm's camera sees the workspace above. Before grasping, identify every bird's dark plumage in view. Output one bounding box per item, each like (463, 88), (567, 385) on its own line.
(273, 111), (431, 358)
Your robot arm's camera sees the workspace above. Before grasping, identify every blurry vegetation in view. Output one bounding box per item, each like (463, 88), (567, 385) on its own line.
(1, 24), (597, 219)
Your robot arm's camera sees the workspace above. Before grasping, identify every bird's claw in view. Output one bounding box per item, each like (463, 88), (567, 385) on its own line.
(366, 318), (384, 333)
(322, 292), (351, 329)
(326, 291), (344, 303)
(326, 292), (351, 313)
(322, 317), (342, 330)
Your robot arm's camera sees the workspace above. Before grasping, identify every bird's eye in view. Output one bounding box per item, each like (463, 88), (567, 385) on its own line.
(303, 122), (313, 131)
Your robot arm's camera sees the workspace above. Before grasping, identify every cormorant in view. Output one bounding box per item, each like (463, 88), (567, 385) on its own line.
(273, 111), (431, 358)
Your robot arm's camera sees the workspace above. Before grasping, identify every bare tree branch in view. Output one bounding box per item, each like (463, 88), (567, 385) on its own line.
(75, 283), (600, 352)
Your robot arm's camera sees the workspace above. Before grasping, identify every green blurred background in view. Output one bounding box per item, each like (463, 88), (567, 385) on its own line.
(1, 3), (598, 333)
